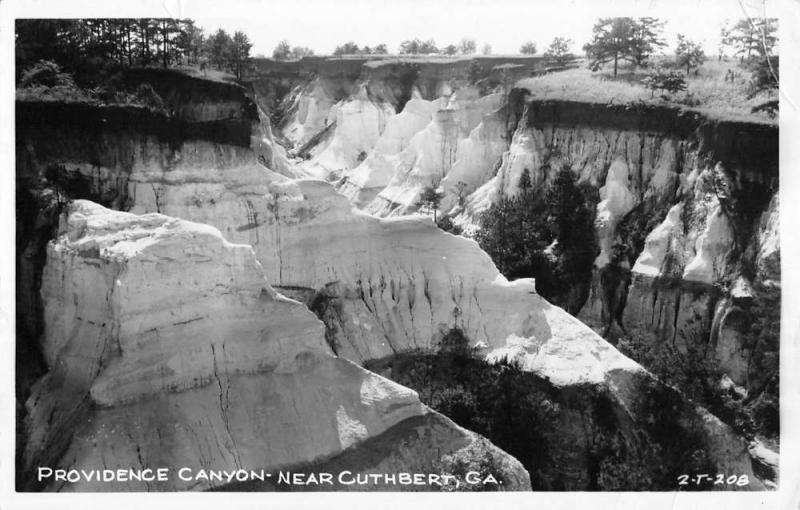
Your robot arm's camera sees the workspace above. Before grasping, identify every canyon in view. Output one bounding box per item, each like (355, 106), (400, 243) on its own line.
(15, 56), (778, 491)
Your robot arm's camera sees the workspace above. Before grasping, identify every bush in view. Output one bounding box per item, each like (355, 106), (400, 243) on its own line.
(436, 216), (463, 235)
(16, 60), (92, 103)
(133, 82), (166, 112)
(641, 68), (687, 97)
(19, 60), (76, 88)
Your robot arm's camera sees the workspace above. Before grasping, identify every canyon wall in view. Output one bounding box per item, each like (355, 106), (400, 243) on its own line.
(274, 66), (779, 400)
(16, 66), (771, 490)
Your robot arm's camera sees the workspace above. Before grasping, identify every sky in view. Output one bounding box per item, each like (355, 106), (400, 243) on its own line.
(185, 0), (779, 57)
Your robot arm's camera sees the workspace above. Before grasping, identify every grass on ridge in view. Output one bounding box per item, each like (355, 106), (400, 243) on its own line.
(517, 57), (777, 123)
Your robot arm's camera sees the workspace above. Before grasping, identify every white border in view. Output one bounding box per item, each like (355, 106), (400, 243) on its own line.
(0, 1), (797, 508)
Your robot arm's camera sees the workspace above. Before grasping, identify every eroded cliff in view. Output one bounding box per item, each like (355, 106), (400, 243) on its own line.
(15, 65), (773, 490)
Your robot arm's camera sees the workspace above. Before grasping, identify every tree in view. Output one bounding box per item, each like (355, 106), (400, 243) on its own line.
(629, 17), (666, 67)
(476, 168), (597, 312)
(748, 55), (778, 97)
(443, 44), (458, 55)
(481, 43), (493, 55)
(291, 46), (314, 59)
(458, 38), (476, 55)
(519, 41), (537, 55)
(155, 19), (182, 68)
(421, 39), (439, 54)
(400, 38), (439, 55)
(176, 20), (205, 64)
(675, 34), (705, 75)
(136, 19), (157, 65)
(230, 30), (252, 81)
(417, 186), (444, 222)
(14, 18), (256, 78)
(543, 37), (573, 64)
(272, 39), (292, 60)
(641, 68), (687, 97)
(333, 41), (361, 55)
(583, 17), (636, 76)
(467, 60), (488, 84)
(206, 29), (233, 70)
(399, 39), (421, 54)
(722, 18), (777, 63)
(373, 43), (388, 54)
(518, 168), (532, 191)
(748, 56), (778, 117)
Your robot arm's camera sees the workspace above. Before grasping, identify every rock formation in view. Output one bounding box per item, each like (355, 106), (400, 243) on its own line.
(23, 199), (530, 491)
(16, 63), (774, 491)
(275, 65), (778, 407)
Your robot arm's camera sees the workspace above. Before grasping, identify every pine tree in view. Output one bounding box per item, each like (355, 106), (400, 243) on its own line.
(722, 18), (777, 63)
(231, 30), (252, 80)
(675, 34), (705, 75)
(583, 18), (636, 76)
(629, 18), (666, 67)
(208, 29), (233, 70)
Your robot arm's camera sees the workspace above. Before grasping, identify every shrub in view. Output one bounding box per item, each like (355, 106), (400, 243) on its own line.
(436, 216), (463, 235)
(19, 60), (76, 88)
(16, 60), (92, 103)
(133, 82), (166, 112)
(641, 68), (687, 97)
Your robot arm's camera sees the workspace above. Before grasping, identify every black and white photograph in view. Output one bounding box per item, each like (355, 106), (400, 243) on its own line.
(1, 0), (797, 507)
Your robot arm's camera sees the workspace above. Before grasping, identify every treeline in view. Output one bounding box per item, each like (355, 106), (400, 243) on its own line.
(15, 19), (253, 81)
(583, 17), (777, 76)
(271, 37), (482, 60)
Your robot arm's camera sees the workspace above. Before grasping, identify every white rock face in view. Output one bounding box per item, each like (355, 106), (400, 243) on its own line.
(301, 84), (396, 180)
(594, 158), (637, 268)
(454, 125), (682, 239)
(282, 78), (340, 148)
(682, 200), (733, 283)
(755, 193), (780, 284)
(629, 164), (734, 284)
(438, 107), (508, 213)
(366, 93), (505, 217)
(631, 203), (684, 277)
(338, 94), (445, 207)
(27, 200), (530, 491)
(116, 127), (647, 389)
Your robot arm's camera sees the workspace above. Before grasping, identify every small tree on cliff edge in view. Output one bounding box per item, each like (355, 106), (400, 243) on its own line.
(417, 186), (444, 222)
